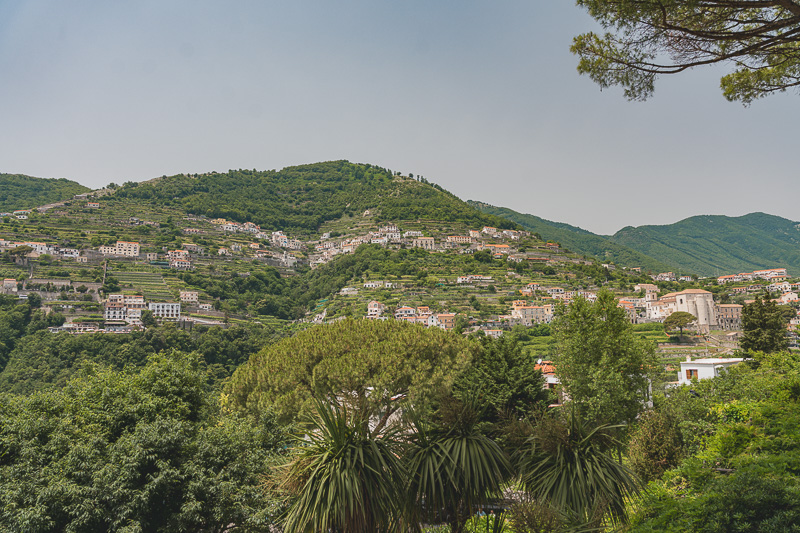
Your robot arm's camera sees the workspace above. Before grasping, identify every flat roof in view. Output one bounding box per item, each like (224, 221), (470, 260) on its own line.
(682, 358), (744, 365)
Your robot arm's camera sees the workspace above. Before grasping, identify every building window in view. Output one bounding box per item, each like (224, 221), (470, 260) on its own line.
(686, 369), (698, 380)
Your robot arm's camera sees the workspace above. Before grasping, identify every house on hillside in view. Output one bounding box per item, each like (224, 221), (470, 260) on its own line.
(367, 301), (386, 318)
(534, 360), (562, 405)
(412, 237), (435, 250)
(180, 291), (199, 304)
(678, 357), (744, 386)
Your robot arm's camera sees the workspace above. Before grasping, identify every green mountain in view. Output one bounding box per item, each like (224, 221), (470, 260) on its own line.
(609, 212), (800, 277)
(468, 201), (674, 273)
(115, 161), (517, 235)
(473, 201), (800, 278)
(0, 174), (91, 212)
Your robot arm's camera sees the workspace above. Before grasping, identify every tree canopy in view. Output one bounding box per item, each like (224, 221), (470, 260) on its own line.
(225, 319), (477, 425)
(115, 161), (516, 235)
(452, 335), (551, 426)
(740, 294), (790, 353)
(572, 0), (800, 103)
(0, 353), (287, 532)
(552, 290), (659, 425)
(0, 174), (89, 211)
(664, 311), (697, 337)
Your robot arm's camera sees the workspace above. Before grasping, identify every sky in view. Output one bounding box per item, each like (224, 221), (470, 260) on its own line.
(1, 1), (798, 235)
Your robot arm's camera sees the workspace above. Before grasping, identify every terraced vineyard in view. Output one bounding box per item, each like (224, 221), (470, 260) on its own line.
(112, 271), (174, 301)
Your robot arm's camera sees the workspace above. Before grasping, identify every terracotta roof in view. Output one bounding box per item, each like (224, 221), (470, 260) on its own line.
(676, 289), (712, 294)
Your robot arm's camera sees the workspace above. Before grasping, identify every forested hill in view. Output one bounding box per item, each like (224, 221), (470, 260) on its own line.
(114, 161), (517, 235)
(0, 174), (90, 211)
(468, 201), (675, 273)
(609, 212), (800, 277)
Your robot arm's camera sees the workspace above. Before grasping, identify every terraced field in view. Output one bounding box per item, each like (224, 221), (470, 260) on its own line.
(112, 271), (174, 301)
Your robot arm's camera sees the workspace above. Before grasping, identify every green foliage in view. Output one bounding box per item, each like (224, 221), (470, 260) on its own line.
(630, 459), (800, 532)
(507, 501), (569, 533)
(628, 351), (800, 530)
(115, 162), (514, 235)
(405, 401), (512, 533)
(452, 335), (551, 428)
(225, 318), (476, 424)
(627, 408), (684, 483)
(663, 311), (697, 336)
(281, 400), (405, 533)
(0, 174), (90, 211)
(140, 308), (157, 327)
(610, 212), (800, 277)
(0, 323), (277, 394)
(571, 1), (800, 104)
(0, 353), (287, 532)
(0, 296), (63, 373)
(553, 290), (659, 425)
(741, 295), (790, 354)
(516, 410), (641, 527)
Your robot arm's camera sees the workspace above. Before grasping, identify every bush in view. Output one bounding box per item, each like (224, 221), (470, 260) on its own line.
(628, 409), (684, 482)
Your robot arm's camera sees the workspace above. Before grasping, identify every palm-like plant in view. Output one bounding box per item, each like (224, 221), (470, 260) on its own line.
(404, 399), (512, 533)
(516, 410), (641, 527)
(281, 399), (405, 532)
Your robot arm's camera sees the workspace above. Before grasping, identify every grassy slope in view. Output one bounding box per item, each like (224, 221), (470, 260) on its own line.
(468, 201), (674, 273)
(610, 212), (800, 277)
(0, 174), (91, 211)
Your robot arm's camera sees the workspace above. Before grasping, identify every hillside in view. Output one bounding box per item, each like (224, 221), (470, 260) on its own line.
(115, 161), (517, 236)
(468, 201), (675, 273)
(0, 174), (90, 211)
(610, 212), (800, 277)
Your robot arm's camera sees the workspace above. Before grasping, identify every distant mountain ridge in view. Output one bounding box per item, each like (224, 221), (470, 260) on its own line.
(468, 201), (675, 273)
(0, 174), (90, 211)
(472, 202), (800, 278)
(609, 212), (800, 277)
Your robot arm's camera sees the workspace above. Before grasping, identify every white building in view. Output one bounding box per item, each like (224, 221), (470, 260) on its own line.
(668, 289), (718, 332)
(678, 357), (744, 386)
(148, 302), (181, 321)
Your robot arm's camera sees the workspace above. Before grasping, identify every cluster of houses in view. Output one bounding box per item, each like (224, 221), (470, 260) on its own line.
(308, 225), (534, 268)
(717, 268), (789, 284)
(1, 210), (33, 220)
(0, 239), (81, 261)
(45, 289), (223, 334)
(365, 301), (457, 330)
(0, 237), (204, 271)
(509, 281), (777, 334)
(96, 241), (200, 270)
(651, 272), (695, 282)
(212, 219), (306, 250)
(102, 294), (182, 326)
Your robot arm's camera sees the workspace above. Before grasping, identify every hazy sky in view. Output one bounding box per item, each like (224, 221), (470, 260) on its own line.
(1, 1), (798, 234)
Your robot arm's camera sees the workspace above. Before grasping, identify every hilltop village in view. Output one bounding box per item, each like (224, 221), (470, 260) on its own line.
(2, 190), (798, 347)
